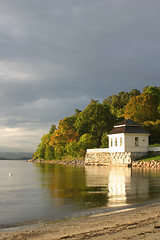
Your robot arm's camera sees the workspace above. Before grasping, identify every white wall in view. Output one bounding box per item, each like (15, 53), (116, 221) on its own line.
(148, 147), (160, 152)
(87, 148), (109, 153)
(108, 133), (125, 152)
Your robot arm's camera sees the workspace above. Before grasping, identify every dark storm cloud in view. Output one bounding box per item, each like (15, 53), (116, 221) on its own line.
(0, 0), (160, 151)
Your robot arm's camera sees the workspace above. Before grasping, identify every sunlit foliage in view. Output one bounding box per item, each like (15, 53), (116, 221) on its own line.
(33, 85), (160, 160)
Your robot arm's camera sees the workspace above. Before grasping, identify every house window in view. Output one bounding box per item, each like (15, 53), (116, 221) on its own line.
(120, 137), (123, 146)
(111, 138), (113, 147)
(135, 137), (139, 147)
(115, 138), (117, 147)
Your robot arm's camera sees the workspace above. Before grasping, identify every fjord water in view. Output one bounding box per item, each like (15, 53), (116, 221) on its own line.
(1, 160), (160, 227)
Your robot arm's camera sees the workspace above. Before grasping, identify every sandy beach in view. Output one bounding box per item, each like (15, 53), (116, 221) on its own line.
(1, 202), (160, 240)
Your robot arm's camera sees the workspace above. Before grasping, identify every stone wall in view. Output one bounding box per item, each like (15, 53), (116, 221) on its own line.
(148, 151), (160, 156)
(85, 151), (149, 166)
(130, 152), (148, 161)
(85, 151), (133, 166)
(85, 152), (112, 166)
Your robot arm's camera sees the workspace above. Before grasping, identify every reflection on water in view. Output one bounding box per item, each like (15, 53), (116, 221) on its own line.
(36, 163), (160, 209)
(108, 167), (130, 207)
(85, 166), (131, 207)
(1, 160), (160, 226)
(35, 163), (87, 205)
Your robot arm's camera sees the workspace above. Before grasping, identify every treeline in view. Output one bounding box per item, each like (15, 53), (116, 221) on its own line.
(33, 86), (160, 160)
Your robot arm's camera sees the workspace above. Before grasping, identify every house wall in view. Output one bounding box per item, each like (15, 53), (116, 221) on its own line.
(108, 133), (125, 152)
(125, 134), (149, 152)
(108, 133), (149, 153)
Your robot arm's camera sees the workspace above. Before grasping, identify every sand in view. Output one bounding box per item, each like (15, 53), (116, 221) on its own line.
(1, 202), (160, 240)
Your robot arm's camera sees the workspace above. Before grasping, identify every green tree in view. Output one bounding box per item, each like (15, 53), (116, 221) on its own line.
(74, 100), (115, 147)
(44, 145), (55, 160)
(49, 124), (57, 134)
(75, 109), (81, 117)
(101, 132), (109, 148)
(143, 120), (160, 144)
(33, 133), (54, 160)
(65, 141), (79, 158)
(78, 133), (98, 151)
(143, 86), (160, 98)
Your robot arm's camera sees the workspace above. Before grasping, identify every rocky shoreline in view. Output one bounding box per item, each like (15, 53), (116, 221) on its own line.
(28, 158), (85, 165)
(132, 160), (160, 168)
(28, 158), (160, 168)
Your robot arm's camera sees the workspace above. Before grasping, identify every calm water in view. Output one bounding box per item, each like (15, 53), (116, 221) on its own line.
(1, 160), (160, 228)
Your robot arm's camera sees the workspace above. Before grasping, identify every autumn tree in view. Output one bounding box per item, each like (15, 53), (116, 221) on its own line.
(103, 89), (140, 119)
(49, 116), (79, 159)
(123, 92), (160, 124)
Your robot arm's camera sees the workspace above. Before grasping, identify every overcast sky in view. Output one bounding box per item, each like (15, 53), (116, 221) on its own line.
(0, 0), (160, 153)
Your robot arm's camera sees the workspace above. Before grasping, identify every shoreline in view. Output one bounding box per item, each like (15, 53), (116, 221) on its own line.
(28, 158), (160, 168)
(1, 201), (160, 239)
(28, 158), (85, 165)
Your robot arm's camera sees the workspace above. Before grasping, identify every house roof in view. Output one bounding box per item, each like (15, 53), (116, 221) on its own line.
(108, 119), (149, 135)
(115, 119), (141, 127)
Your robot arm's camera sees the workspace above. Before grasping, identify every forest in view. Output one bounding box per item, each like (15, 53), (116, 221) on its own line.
(33, 86), (160, 161)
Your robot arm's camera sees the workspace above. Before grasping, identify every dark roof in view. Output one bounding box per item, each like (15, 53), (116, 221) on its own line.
(108, 119), (149, 135)
(115, 119), (141, 127)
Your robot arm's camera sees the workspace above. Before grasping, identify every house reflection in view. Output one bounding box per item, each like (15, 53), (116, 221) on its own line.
(85, 166), (131, 207)
(108, 167), (131, 207)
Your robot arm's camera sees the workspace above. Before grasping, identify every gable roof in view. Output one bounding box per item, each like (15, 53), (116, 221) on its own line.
(108, 119), (149, 135)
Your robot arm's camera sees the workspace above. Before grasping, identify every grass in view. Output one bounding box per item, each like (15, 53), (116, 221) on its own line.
(149, 143), (160, 147)
(136, 143), (160, 161)
(137, 154), (160, 162)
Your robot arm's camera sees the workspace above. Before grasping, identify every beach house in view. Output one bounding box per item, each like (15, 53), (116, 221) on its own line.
(85, 119), (150, 166)
(108, 119), (149, 154)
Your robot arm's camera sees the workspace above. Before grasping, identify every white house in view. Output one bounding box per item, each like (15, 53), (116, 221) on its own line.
(85, 119), (151, 165)
(107, 119), (150, 154)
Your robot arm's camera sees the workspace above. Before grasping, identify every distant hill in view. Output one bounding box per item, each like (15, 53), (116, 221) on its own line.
(0, 152), (33, 160)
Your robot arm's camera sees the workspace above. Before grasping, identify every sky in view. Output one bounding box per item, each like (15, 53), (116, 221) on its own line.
(0, 0), (160, 153)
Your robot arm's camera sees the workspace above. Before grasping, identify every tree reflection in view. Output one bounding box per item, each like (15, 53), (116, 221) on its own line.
(34, 163), (160, 210)
(35, 163), (87, 205)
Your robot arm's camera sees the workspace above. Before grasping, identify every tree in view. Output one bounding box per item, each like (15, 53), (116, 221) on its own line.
(65, 141), (79, 158)
(103, 89), (141, 119)
(143, 86), (160, 99)
(49, 116), (79, 159)
(74, 101), (115, 147)
(143, 120), (160, 144)
(78, 133), (98, 151)
(33, 133), (54, 160)
(49, 124), (57, 134)
(33, 141), (45, 159)
(101, 132), (109, 148)
(75, 109), (81, 117)
(124, 92), (160, 124)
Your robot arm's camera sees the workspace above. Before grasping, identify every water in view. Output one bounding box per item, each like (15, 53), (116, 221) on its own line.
(1, 160), (160, 228)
